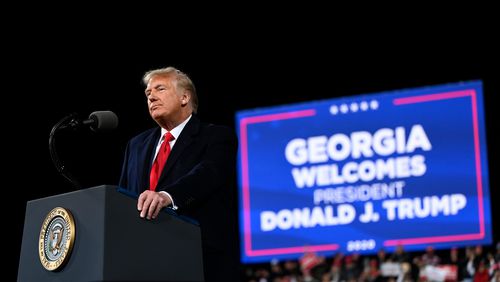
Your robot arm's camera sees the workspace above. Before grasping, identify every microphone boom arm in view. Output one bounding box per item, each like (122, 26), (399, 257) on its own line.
(49, 113), (82, 189)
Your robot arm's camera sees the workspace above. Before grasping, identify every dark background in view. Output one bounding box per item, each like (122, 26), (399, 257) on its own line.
(10, 25), (498, 280)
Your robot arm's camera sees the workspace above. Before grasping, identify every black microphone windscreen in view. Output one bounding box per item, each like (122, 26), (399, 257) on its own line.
(88, 111), (119, 131)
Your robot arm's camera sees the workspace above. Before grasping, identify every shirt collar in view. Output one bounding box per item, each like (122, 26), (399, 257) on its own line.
(160, 114), (192, 140)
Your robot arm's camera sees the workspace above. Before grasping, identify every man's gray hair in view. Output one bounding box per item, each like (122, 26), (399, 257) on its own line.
(143, 67), (198, 113)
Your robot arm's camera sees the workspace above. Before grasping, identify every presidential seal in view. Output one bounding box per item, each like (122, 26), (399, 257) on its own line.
(38, 207), (75, 271)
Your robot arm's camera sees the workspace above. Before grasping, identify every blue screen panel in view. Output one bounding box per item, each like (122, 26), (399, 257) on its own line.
(236, 81), (491, 263)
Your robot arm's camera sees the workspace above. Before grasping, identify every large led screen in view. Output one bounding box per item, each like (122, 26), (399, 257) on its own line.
(236, 81), (491, 263)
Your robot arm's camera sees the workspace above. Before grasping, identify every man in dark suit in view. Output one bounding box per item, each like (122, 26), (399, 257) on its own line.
(119, 66), (239, 282)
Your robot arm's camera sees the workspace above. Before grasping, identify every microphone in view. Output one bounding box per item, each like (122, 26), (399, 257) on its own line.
(61, 110), (119, 132)
(49, 110), (119, 189)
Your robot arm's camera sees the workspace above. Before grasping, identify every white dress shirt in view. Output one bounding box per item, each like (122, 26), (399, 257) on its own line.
(152, 115), (192, 210)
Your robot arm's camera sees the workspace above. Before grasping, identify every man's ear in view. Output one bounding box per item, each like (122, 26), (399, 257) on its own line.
(181, 91), (190, 106)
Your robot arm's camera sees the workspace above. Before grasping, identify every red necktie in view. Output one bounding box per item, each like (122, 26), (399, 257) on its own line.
(149, 132), (175, 191)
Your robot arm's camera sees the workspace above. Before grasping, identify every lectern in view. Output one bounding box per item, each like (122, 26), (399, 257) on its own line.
(18, 185), (204, 282)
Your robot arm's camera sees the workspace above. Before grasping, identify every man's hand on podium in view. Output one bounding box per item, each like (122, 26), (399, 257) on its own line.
(137, 190), (172, 220)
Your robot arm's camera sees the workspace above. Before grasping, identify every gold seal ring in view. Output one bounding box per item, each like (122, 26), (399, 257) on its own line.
(38, 207), (76, 271)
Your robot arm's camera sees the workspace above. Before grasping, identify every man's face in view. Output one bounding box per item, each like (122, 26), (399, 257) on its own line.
(145, 75), (185, 122)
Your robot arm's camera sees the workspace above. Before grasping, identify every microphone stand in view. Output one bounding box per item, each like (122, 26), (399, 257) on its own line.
(49, 113), (82, 189)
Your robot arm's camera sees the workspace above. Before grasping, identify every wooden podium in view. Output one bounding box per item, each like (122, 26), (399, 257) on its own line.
(18, 185), (204, 281)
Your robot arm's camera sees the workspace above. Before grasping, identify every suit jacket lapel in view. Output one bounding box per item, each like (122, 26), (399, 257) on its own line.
(141, 128), (162, 190)
(158, 115), (201, 183)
